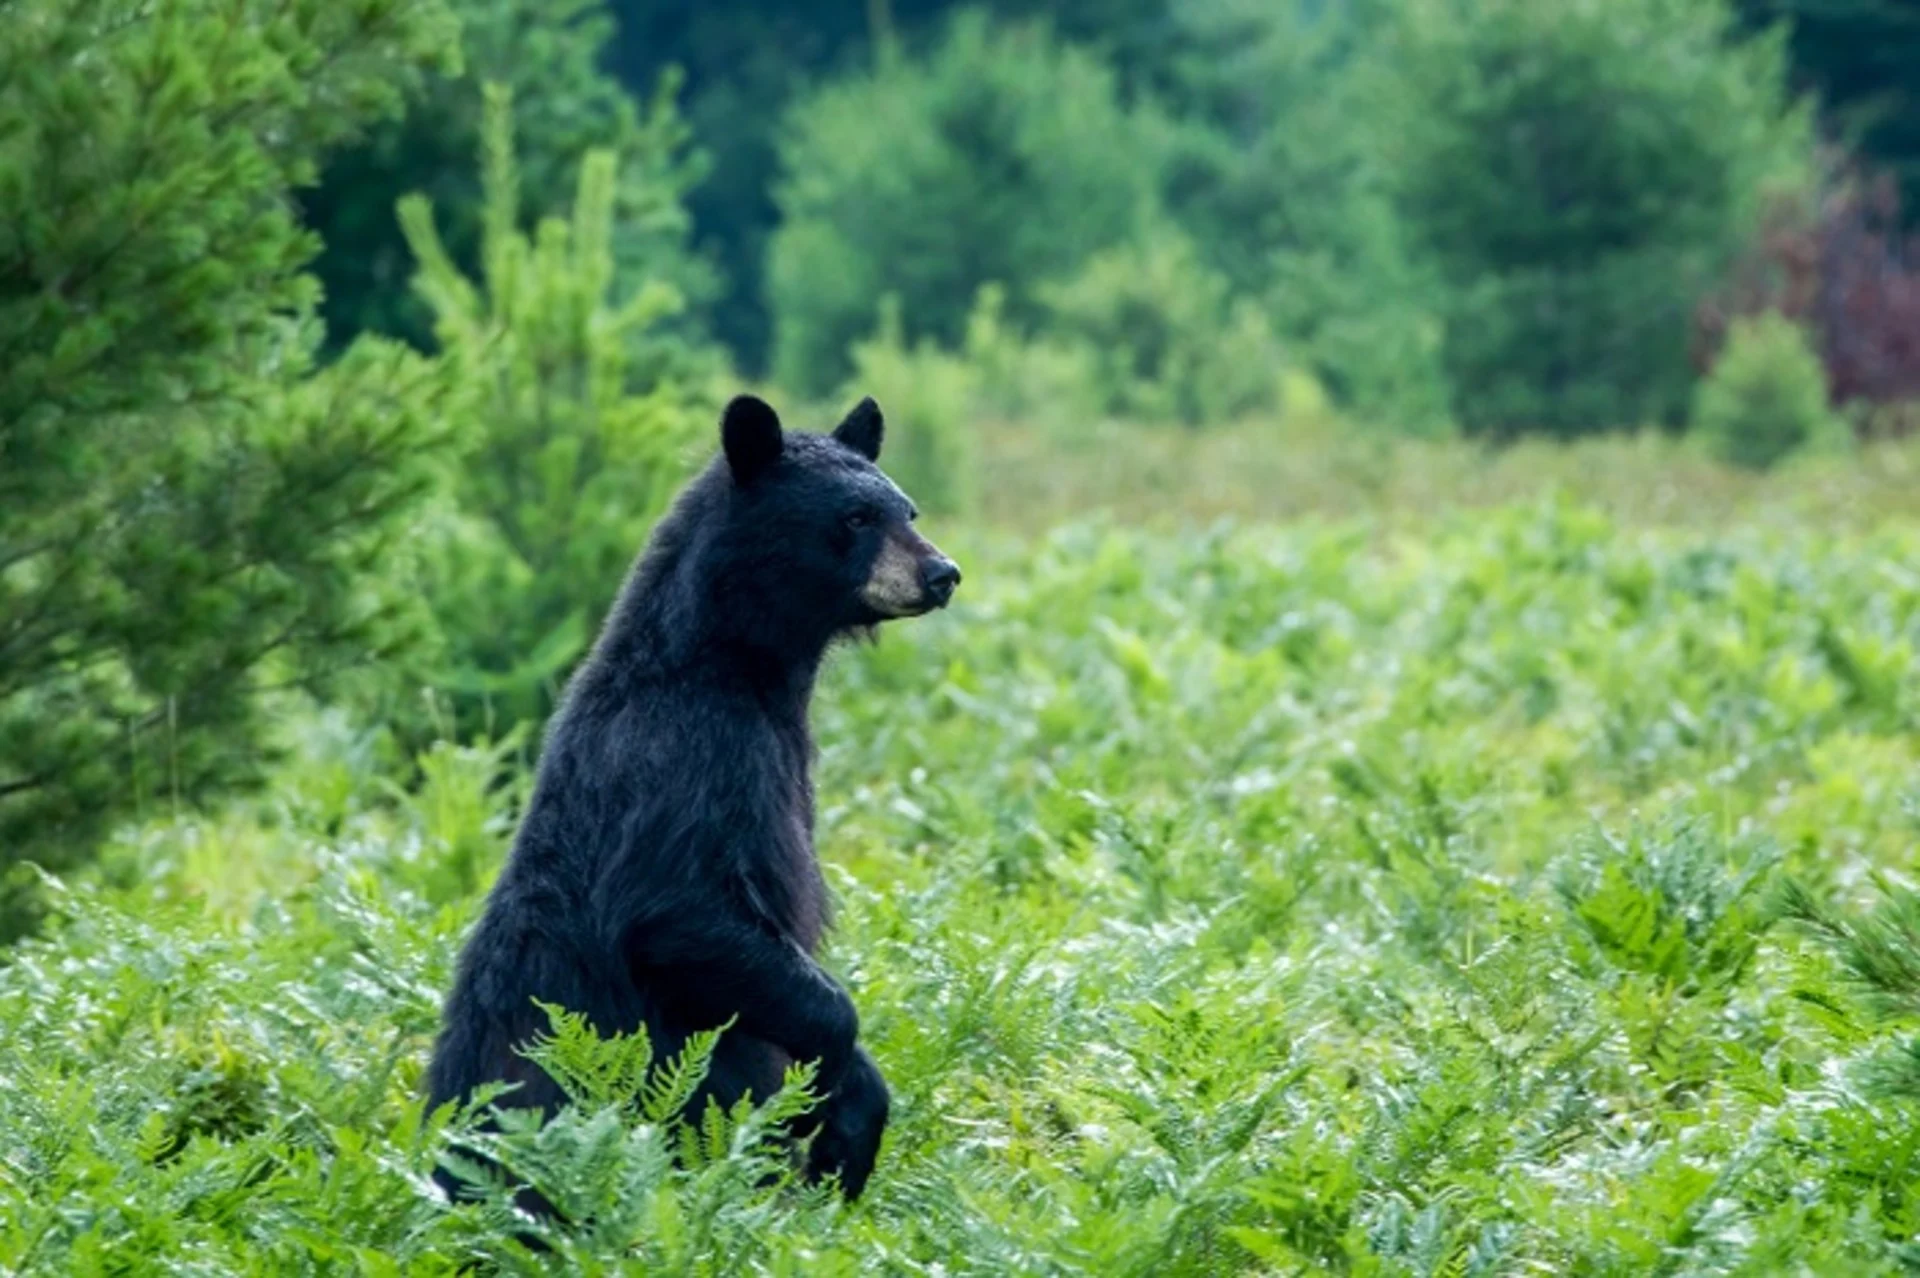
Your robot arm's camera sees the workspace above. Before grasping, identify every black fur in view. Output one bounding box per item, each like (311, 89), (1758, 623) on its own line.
(425, 395), (958, 1204)
(831, 396), (884, 461)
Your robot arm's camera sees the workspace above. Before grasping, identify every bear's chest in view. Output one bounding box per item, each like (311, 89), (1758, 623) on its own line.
(739, 726), (827, 950)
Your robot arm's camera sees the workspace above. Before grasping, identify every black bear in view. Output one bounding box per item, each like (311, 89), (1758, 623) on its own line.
(424, 393), (959, 1201)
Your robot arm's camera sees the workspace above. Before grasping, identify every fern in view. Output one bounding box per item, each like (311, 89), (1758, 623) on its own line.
(515, 1000), (659, 1111)
(640, 1024), (731, 1125)
(8, 509), (1920, 1271)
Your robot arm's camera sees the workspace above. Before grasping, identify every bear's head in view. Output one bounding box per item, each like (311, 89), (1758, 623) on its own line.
(713, 393), (961, 635)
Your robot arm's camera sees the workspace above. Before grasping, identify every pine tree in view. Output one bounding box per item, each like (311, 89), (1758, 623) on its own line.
(302, 0), (709, 353)
(0, 0), (459, 932)
(394, 88), (709, 738)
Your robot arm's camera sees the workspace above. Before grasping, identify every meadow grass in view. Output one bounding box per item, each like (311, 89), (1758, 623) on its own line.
(3, 447), (1920, 1272)
(976, 416), (1920, 534)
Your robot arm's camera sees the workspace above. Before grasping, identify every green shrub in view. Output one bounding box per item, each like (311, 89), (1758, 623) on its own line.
(1137, 0), (1454, 431)
(1376, 0), (1810, 437)
(1694, 312), (1844, 469)
(394, 89), (712, 737)
(1039, 229), (1285, 427)
(958, 283), (1105, 426)
(843, 298), (979, 516)
(769, 11), (1156, 397)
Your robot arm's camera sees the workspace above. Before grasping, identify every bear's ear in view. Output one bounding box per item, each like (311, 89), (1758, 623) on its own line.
(832, 396), (884, 462)
(722, 394), (784, 483)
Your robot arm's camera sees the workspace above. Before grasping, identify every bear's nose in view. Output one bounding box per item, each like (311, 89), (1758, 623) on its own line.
(922, 557), (961, 606)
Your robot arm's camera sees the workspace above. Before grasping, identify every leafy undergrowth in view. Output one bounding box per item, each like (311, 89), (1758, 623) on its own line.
(5, 502), (1920, 1273)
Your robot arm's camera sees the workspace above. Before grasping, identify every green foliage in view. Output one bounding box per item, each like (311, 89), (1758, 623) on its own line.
(843, 299), (980, 517)
(769, 10), (1157, 397)
(0, 0), (458, 933)
(957, 283), (1106, 425)
(388, 730), (528, 905)
(600, 0), (960, 371)
(1376, 0), (1811, 437)
(393, 89), (710, 737)
(1735, 0), (1920, 222)
(433, 1002), (826, 1256)
(1038, 229), (1285, 427)
(1776, 876), (1920, 1104)
(1137, 0), (1453, 429)
(7, 499), (1920, 1269)
(556, 0), (1909, 405)
(517, 1001), (714, 1117)
(603, 0), (1175, 374)
(1694, 311), (1846, 469)
(304, 0), (710, 352)
(971, 414), (1920, 533)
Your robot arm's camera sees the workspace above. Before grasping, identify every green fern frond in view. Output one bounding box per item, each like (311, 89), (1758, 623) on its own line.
(638, 1018), (729, 1124)
(515, 1000), (654, 1110)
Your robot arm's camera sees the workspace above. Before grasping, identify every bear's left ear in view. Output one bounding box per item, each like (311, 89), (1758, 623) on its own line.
(722, 394), (784, 484)
(832, 396), (884, 462)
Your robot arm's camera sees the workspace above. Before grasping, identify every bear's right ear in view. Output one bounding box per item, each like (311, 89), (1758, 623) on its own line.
(832, 396), (884, 461)
(722, 394), (784, 484)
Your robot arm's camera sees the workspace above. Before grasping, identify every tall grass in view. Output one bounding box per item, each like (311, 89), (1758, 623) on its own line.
(973, 416), (1920, 533)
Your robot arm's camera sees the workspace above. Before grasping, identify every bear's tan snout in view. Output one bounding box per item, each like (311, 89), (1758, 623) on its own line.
(861, 528), (959, 617)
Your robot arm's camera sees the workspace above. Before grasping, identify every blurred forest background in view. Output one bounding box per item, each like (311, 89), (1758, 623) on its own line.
(3, 0), (1920, 927)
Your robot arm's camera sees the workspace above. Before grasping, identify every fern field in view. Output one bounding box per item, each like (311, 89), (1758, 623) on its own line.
(4, 502), (1920, 1274)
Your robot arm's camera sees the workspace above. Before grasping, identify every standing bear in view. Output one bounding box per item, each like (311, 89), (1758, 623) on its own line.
(425, 393), (960, 1200)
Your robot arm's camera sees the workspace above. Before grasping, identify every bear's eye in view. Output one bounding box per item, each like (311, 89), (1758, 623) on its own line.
(843, 509), (879, 531)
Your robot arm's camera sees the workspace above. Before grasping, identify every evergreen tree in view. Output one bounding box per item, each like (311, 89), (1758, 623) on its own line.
(602, 0), (1176, 375)
(604, 0), (960, 373)
(394, 89), (710, 738)
(303, 0), (709, 353)
(1375, 0), (1810, 437)
(769, 12), (1157, 397)
(0, 0), (458, 931)
(1142, 0), (1450, 426)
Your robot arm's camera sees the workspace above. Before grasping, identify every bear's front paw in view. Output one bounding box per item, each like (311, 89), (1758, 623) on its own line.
(804, 1047), (890, 1199)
